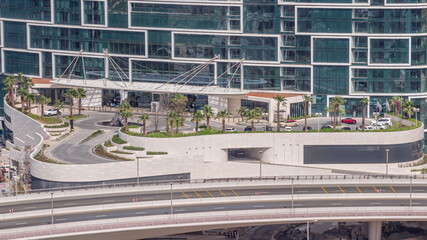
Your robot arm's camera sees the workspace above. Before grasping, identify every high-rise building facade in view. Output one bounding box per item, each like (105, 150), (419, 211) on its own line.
(1, 0), (427, 131)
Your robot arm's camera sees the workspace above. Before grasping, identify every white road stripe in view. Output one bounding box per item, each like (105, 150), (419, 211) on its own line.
(57, 218), (67, 221)
(63, 203), (76, 206)
(214, 207), (225, 210)
(24, 206), (36, 209)
(15, 222), (26, 225)
(253, 205), (264, 208)
(96, 215), (106, 218)
(412, 202), (421, 205)
(175, 209), (186, 212)
(103, 200), (114, 202)
(134, 212), (146, 214)
(371, 203), (381, 205)
(297, 191), (308, 193)
(330, 203), (342, 206)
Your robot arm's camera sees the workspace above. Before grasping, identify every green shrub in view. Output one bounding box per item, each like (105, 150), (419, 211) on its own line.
(93, 144), (133, 161)
(34, 144), (67, 164)
(147, 151), (168, 155)
(128, 125), (139, 129)
(79, 130), (104, 144)
(111, 150), (133, 155)
(104, 140), (113, 147)
(65, 115), (88, 121)
(27, 113), (63, 124)
(44, 122), (70, 128)
(123, 146), (145, 151)
(112, 134), (127, 144)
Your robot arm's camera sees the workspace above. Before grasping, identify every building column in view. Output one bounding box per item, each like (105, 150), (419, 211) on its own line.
(368, 221), (382, 240)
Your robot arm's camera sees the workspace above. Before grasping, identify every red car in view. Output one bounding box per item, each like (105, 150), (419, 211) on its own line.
(341, 118), (357, 124)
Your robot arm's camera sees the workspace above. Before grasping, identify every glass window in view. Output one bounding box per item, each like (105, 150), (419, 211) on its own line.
(4, 51), (39, 76)
(314, 66), (349, 94)
(84, 0), (105, 25)
(298, 9), (352, 33)
(313, 38), (349, 63)
(370, 39), (409, 64)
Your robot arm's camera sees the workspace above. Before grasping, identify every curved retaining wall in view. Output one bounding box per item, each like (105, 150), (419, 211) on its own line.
(119, 127), (425, 165)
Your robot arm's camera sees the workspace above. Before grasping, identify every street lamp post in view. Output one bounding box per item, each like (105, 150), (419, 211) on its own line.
(50, 192), (54, 224)
(259, 151), (263, 179)
(410, 177), (413, 207)
(385, 149), (389, 176)
(136, 157), (140, 186)
(315, 113), (322, 132)
(291, 177), (294, 208)
(170, 182), (173, 215)
(307, 221), (310, 240)
(373, 112), (379, 129)
(414, 108), (420, 126)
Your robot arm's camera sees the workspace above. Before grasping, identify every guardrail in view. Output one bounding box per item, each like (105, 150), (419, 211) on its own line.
(17, 174), (422, 196)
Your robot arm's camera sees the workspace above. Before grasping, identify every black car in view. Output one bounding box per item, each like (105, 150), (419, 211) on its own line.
(343, 127), (351, 131)
(244, 126), (256, 132)
(303, 126), (312, 131)
(265, 125), (273, 131)
(321, 125), (332, 129)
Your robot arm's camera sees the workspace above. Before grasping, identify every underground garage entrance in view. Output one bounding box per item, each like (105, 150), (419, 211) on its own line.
(226, 148), (270, 162)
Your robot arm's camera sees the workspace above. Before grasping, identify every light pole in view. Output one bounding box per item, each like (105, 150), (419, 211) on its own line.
(315, 113), (322, 132)
(170, 182), (173, 215)
(50, 192), (54, 224)
(385, 149), (389, 176)
(373, 112), (379, 129)
(414, 108), (420, 126)
(136, 158), (140, 186)
(410, 176), (413, 207)
(291, 177), (294, 208)
(259, 151), (263, 179)
(307, 221), (310, 240)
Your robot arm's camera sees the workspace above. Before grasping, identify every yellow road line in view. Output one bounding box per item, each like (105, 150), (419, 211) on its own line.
(321, 187), (328, 194)
(390, 186), (397, 193)
(218, 189), (227, 197)
(338, 186), (345, 193)
(193, 191), (203, 198)
(181, 192), (190, 199)
(231, 189), (239, 196)
(372, 186), (379, 192)
(355, 186), (362, 193)
(206, 191), (215, 198)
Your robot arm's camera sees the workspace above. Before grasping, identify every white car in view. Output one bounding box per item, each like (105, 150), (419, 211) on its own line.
(284, 127), (293, 132)
(225, 127), (237, 132)
(378, 118), (393, 126)
(370, 122), (386, 130)
(43, 108), (60, 116)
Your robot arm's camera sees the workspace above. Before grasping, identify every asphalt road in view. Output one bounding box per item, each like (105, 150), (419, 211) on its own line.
(0, 183), (423, 219)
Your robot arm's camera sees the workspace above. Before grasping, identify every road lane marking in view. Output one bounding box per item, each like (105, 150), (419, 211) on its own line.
(218, 190), (227, 197)
(63, 203), (76, 206)
(338, 186), (345, 193)
(24, 206), (36, 209)
(355, 186), (362, 193)
(214, 207), (225, 210)
(372, 186), (379, 192)
(297, 190), (308, 193)
(390, 186), (397, 193)
(412, 202), (421, 205)
(253, 205), (264, 208)
(57, 219), (67, 221)
(175, 209), (186, 212)
(103, 200), (114, 203)
(206, 191), (215, 198)
(231, 189), (239, 196)
(193, 191), (203, 198)
(181, 192), (190, 199)
(321, 187), (328, 193)
(414, 190), (425, 192)
(330, 203), (342, 205)
(370, 203), (381, 205)
(96, 215), (106, 218)
(15, 222), (27, 225)
(135, 212), (146, 214)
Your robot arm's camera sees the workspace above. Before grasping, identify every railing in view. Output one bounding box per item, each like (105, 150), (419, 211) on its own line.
(17, 174), (422, 195)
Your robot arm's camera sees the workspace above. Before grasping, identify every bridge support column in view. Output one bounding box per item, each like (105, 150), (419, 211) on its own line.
(368, 221), (382, 240)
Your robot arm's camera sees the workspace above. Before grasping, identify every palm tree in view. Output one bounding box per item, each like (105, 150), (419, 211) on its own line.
(16, 73), (33, 103)
(36, 95), (51, 117)
(237, 106), (249, 122)
(138, 113), (149, 136)
(273, 95), (286, 131)
(215, 110), (231, 132)
(3, 75), (16, 107)
(330, 96), (346, 128)
(167, 111), (179, 136)
(325, 105), (334, 125)
(191, 110), (204, 134)
(360, 98), (369, 131)
(403, 100), (415, 119)
(119, 101), (133, 132)
(170, 94), (188, 114)
(245, 109), (262, 130)
(23, 93), (35, 114)
(17, 88), (28, 110)
(390, 96), (401, 116)
(75, 88), (87, 116)
(64, 89), (79, 119)
(302, 95), (313, 132)
(202, 105), (214, 128)
(54, 100), (64, 119)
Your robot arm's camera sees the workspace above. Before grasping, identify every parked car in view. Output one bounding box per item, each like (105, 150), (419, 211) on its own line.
(378, 118), (393, 126)
(244, 126), (256, 132)
(280, 120), (299, 127)
(232, 149), (246, 158)
(370, 122), (386, 130)
(265, 125), (273, 131)
(225, 127), (237, 132)
(341, 118), (357, 124)
(43, 108), (60, 116)
(343, 127), (351, 131)
(284, 127), (292, 132)
(302, 126), (312, 131)
(321, 125), (332, 129)
(361, 126), (375, 131)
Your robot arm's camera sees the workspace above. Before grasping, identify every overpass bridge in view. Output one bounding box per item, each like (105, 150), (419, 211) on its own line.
(0, 175), (426, 240)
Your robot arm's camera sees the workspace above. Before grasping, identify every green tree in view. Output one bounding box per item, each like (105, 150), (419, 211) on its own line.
(54, 100), (64, 119)
(246, 108), (262, 130)
(119, 101), (133, 132)
(202, 105), (214, 128)
(302, 95), (313, 132)
(36, 95), (51, 117)
(360, 98), (369, 131)
(170, 94), (188, 114)
(167, 111), (179, 136)
(237, 106), (249, 122)
(390, 96), (401, 116)
(16, 73), (33, 103)
(330, 96), (346, 128)
(215, 110), (231, 132)
(138, 113), (149, 136)
(75, 88), (87, 116)
(64, 89), (79, 119)
(23, 93), (35, 114)
(191, 110), (204, 134)
(403, 100), (415, 119)
(3, 75), (16, 107)
(325, 105), (334, 126)
(273, 95), (286, 131)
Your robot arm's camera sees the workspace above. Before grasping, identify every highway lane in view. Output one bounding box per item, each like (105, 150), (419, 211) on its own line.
(0, 198), (422, 230)
(0, 184), (424, 213)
